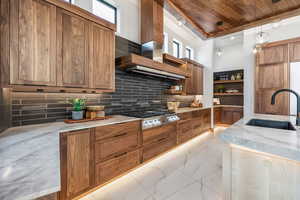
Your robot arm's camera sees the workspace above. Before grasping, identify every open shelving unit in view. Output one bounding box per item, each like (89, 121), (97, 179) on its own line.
(214, 70), (244, 106)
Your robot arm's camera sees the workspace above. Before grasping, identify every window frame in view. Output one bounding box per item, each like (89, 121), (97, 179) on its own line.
(173, 40), (181, 58)
(93, 0), (118, 25)
(185, 47), (194, 59)
(163, 32), (169, 53)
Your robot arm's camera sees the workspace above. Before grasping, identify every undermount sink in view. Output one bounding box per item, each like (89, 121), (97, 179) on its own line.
(246, 119), (296, 131)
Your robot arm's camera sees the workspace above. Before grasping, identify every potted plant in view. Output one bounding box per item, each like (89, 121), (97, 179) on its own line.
(69, 98), (86, 120)
(216, 85), (225, 93)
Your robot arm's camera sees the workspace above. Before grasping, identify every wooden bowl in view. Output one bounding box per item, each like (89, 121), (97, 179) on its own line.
(86, 106), (105, 111)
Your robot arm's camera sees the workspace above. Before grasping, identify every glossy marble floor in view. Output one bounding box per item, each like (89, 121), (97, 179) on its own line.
(80, 127), (226, 200)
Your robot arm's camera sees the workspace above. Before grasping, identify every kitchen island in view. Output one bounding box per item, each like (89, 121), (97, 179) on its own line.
(220, 114), (300, 200)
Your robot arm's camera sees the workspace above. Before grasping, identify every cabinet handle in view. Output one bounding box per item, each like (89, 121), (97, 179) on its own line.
(157, 138), (166, 142)
(114, 132), (127, 138)
(114, 152), (127, 158)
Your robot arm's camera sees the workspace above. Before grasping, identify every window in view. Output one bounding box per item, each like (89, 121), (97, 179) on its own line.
(63, 0), (74, 3)
(93, 0), (117, 24)
(173, 40), (181, 58)
(163, 33), (169, 53)
(185, 47), (193, 59)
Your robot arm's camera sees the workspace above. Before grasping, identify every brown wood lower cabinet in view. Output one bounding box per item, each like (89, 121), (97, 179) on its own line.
(95, 131), (139, 162)
(177, 108), (211, 145)
(60, 129), (95, 200)
(95, 149), (141, 185)
(59, 110), (213, 200)
(214, 106), (243, 125)
(142, 138), (177, 162)
(142, 123), (177, 161)
(177, 120), (194, 144)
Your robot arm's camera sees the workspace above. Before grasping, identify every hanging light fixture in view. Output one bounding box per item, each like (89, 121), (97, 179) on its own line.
(216, 48), (223, 56)
(256, 26), (269, 44)
(253, 44), (262, 54)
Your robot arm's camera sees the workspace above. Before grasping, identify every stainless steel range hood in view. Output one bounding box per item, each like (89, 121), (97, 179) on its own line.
(126, 65), (186, 80)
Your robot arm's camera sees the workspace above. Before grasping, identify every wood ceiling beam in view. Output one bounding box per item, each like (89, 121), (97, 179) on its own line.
(164, 0), (210, 39)
(211, 6), (300, 38)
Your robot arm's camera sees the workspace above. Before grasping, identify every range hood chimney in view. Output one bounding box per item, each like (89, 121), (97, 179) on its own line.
(117, 0), (189, 80)
(141, 0), (164, 62)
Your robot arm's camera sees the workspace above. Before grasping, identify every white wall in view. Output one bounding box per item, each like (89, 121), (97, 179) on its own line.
(214, 43), (244, 72)
(164, 10), (203, 62)
(73, 0), (141, 43)
(243, 15), (300, 116)
(197, 40), (215, 107)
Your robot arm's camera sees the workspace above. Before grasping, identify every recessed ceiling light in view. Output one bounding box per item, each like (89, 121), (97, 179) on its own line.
(216, 21), (223, 26)
(230, 36), (235, 40)
(272, 20), (281, 28)
(177, 19), (186, 26)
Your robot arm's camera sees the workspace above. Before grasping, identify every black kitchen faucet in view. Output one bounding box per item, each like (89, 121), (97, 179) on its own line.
(271, 89), (300, 126)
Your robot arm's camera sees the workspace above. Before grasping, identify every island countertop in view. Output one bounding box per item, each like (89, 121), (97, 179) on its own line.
(0, 115), (140, 200)
(220, 114), (300, 162)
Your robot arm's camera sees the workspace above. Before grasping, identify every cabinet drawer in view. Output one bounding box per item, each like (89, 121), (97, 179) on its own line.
(95, 131), (139, 162)
(142, 123), (177, 145)
(192, 118), (204, 136)
(143, 138), (177, 162)
(95, 120), (141, 141)
(178, 112), (192, 121)
(178, 120), (194, 144)
(95, 149), (140, 185)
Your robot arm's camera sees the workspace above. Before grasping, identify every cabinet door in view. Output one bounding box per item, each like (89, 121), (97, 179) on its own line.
(184, 64), (204, 95)
(214, 107), (222, 125)
(255, 63), (289, 115)
(57, 9), (89, 88)
(89, 23), (115, 90)
(290, 41), (300, 62)
(232, 109), (243, 123)
(60, 129), (94, 200)
(10, 0), (57, 86)
(258, 45), (287, 65)
(221, 109), (233, 125)
(184, 63), (194, 95)
(177, 120), (193, 144)
(193, 66), (203, 95)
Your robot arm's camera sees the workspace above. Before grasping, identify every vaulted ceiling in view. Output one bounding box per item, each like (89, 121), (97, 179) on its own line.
(164, 0), (300, 39)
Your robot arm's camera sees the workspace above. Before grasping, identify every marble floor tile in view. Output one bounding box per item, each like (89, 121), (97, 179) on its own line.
(80, 128), (226, 200)
(166, 181), (222, 200)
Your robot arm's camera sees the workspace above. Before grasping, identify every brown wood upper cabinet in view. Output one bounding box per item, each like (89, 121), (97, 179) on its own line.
(89, 23), (115, 90)
(57, 9), (90, 88)
(290, 41), (300, 62)
(182, 59), (204, 95)
(255, 44), (289, 115)
(1, 0), (116, 92)
(9, 0), (57, 86)
(258, 45), (287, 65)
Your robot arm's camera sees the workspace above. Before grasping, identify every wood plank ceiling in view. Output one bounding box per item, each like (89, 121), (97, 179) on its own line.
(164, 0), (300, 39)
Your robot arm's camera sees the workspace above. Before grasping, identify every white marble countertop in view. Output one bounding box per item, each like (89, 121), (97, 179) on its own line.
(220, 114), (300, 162)
(213, 105), (244, 108)
(0, 115), (140, 200)
(175, 107), (211, 114)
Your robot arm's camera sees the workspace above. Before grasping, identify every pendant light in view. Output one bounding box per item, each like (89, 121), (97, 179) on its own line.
(216, 48), (223, 56)
(256, 26), (269, 44)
